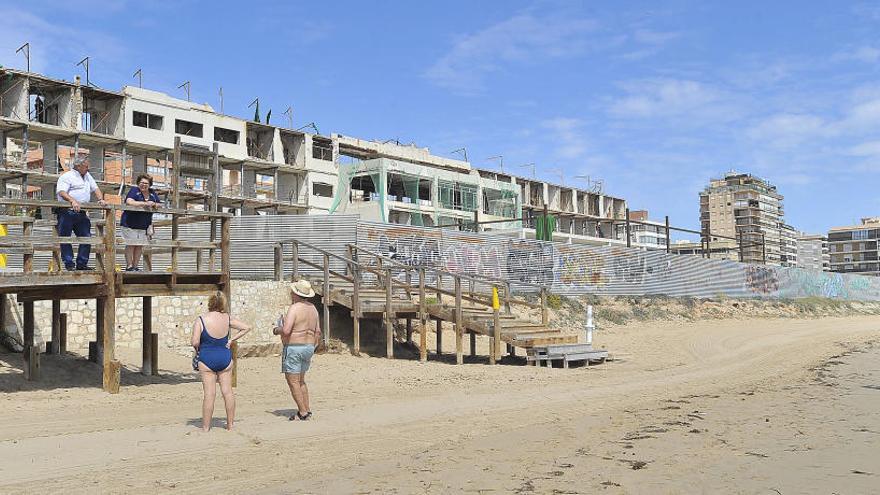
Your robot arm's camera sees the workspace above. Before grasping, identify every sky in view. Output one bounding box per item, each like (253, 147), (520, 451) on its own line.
(1, 0), (878, 235)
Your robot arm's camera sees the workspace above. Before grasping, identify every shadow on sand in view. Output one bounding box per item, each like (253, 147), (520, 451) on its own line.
(0, 349), (199, 393)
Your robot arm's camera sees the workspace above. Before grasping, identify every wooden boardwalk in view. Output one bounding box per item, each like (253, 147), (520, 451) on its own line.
(274, 240), (577, 365)
(0, 198), (232, 392)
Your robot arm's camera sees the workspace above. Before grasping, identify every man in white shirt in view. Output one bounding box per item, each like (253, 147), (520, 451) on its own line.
(56, 157), (106, 271)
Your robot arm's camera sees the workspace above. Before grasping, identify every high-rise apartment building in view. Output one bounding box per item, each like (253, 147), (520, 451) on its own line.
(828, 218), (880, 276)
(699, 172), (784, 265)
(796, 234), (830, 272)
(780, 223), (799, 267)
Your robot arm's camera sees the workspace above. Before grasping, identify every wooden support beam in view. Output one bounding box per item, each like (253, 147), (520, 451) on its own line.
(23, 300), (39, 380)
(323, 253), (330, 346)
(507, 343), (514, 357)
(50, 299), (60, 354)
(101, 208), (119, 393)
(491, 308), (500, 365)
(419, 268), (427, 363)
(469, 331), (476, 357)
(150, 332), (159, 376)
(436, 319), (442, 356)
(142, 296), (152, 375)
(405, 318), (413, 345)
(455, 276), (463, 365)
(274, 243), (283, 281)
(351, 258), (361, 357)
(59, 313), (67, 354)
(385, 268), (393, 359)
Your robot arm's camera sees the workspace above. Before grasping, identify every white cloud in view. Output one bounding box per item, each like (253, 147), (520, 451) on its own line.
(847, 140), (880, 156)
(746, 113), (827, 145)
(607, 78), (737, 121)
(0, 7), (126, 79)
(541, 117), (588, 159)
(424, 14), (598, 94)
(837, 45), (880, 64)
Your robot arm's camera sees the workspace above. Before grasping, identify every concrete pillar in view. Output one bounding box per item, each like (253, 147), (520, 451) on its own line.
(0, 130), (6, 166)
(43, 139), (58, 173)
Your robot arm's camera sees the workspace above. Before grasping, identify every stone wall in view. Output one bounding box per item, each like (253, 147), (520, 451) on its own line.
(1, 281), (292, 353)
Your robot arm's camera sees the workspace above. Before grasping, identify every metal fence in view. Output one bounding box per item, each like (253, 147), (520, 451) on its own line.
(355, 221), (880, 301)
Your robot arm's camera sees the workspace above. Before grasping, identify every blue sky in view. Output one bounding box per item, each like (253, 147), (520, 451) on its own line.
(1, 0), (879, 235)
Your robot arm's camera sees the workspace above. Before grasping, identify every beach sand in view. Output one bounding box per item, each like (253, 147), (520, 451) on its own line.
(1, 315), (879, 494)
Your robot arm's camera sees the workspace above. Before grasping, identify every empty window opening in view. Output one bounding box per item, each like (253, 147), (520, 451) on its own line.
(312, 138), (333, 161)
(350, 175), (378, 202)
(246, 125), (273, 160)
(133, 111), (163, 130)
(312, 182), (334, 198)
(386, 173), (431, 204)
(254, 173), (274, 199)
(175, 119), (203, 137)
(214, 127), (239, 144)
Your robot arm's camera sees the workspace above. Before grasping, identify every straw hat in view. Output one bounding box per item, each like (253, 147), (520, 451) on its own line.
(290, 279), (316, 298)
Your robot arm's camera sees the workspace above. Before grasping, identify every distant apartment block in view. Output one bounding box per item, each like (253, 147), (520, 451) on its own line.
(780, 223), (799, 267)
(615, 210), (669, 250)
(796, 234), (830, 272)
(828, 217), (880, 276)
(700, 172), (784, 265)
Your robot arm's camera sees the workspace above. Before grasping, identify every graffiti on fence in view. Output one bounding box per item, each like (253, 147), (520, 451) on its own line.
(507, 240), (554, 285)
(609, 249), (648, 285)
(554, 245), (607, 288)
(745, 265), (779, 295)
(442, 241), (504, 278)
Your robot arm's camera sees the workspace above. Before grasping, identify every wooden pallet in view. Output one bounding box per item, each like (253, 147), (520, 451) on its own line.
(527, 343), (608, 368)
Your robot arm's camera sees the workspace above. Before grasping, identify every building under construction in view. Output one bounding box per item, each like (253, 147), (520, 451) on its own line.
(0, 67), (630, 246)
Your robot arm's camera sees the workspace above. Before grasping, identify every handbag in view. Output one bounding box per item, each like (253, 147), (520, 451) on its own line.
(192, 350), (200, 371)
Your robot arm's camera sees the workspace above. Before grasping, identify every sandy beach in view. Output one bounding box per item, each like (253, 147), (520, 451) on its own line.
(1, 314), (879, 494)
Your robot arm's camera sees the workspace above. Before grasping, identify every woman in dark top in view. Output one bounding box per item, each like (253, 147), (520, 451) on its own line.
(120, 174), (160, 271)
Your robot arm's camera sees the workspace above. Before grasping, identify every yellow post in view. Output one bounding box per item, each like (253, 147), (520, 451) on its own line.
(491, 287), (501, 364)
(0, 223), (6, 268)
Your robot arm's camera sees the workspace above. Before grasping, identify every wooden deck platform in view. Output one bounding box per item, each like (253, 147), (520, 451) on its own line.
(1, 198), (232, 393)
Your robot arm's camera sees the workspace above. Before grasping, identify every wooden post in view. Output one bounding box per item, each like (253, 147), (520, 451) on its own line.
(50, 299), (61, 354)
(22, 220), (33, 273)
(323, 253), (330, 346)
(59, 313), (68, 354)
(23, 301), (39, 380)
(291, 241), (299, 281)
(455, 276), (463, 365)
(274, 243), (283, 281)
(208, 218), (217, 271)
(102, 208), (119, 393)
(469, 331), (476, 357)
(419, 268), (427, 362)
(142, 296), (152, 375)
(436, 272), (442, 304)
(219, 216), (234, 386)
(171, 215), (179, 274)
(491, 307), (500, 365)
(507, 343), (514, 357)
(150, 332), (159, 376)
(436, 319), (442, 356)
(665, 215), (671, 254)
(172, 136), (181, 208)
(504, 281), (512, 315)
(405, 318), (413, 344)
(385, 268), (394, 358)
(351, 258), (361, 356)
(540, 287), (549, 326)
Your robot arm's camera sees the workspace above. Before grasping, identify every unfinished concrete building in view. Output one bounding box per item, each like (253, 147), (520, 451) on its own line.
(2, 67), (628, 242)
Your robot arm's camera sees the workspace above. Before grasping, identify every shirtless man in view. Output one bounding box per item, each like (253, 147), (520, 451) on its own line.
(273, 279), (322, 421)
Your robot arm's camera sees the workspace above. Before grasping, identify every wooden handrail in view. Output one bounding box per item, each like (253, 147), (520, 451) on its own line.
(0, 198), (232, 218)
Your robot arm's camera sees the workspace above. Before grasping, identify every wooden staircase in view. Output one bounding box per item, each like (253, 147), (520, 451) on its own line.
(274, 240), (577, 365)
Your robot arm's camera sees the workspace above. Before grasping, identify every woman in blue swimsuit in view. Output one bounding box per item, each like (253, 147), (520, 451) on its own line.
(191, 291), (252, 432)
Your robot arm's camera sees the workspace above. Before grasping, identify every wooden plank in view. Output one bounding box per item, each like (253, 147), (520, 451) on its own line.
(455, 276), (463, 365)
(50, 299), (60, 354)
(419, 268), (427, 363)
(142, 296), (152, 375)
(469, 331), (476, 357)
(150, 332), (159, 376)
(436, 319), (442, 356)
(491, 308), (500, 365)
(323, 253), (330, 346)
(104, 360), (121, 393)
(385, 268), (393, 359)
(23, 301), (38, 380)
(16, 284), (108, 302)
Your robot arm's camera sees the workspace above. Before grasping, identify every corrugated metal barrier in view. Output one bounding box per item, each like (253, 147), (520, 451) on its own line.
(355, 221), (880, 301)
